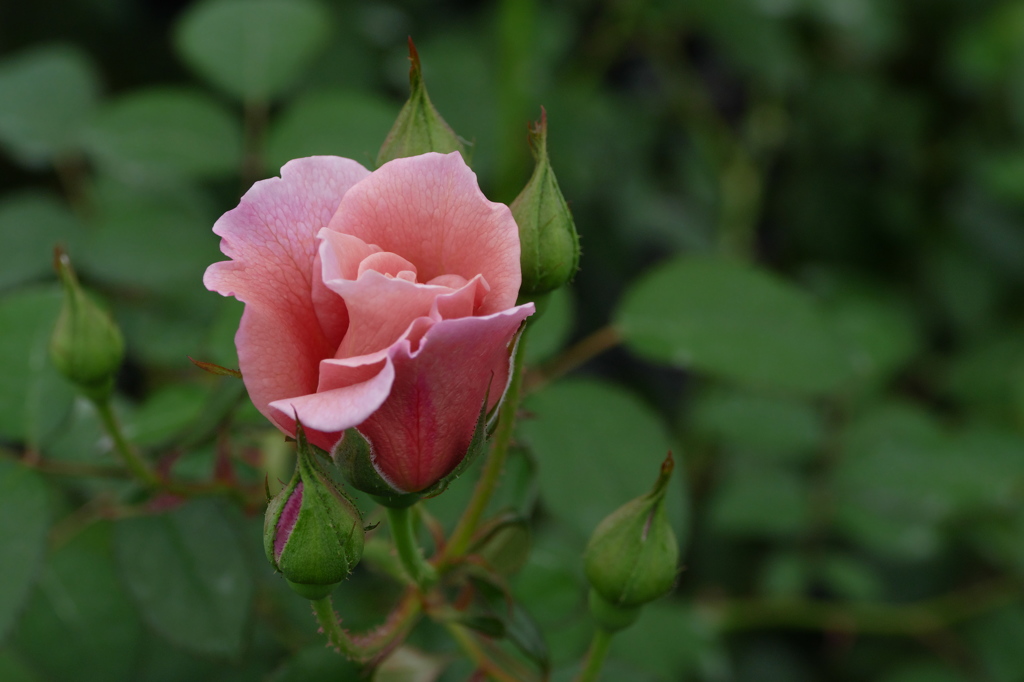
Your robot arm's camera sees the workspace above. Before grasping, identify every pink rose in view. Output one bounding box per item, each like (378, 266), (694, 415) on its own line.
(205, 152), (534, 493)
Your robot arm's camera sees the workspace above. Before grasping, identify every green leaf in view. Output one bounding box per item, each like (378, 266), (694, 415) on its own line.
(758, 552), (810, 598)
(513, 528), (585, 626)
(965, 606), (1024, 682)
(690, 388), (823, 462)
(0, 459), (50, 642)
(0, 192), (80, 293)
(943, 329), (1024, 422)
(616, 257), (850, 395)
(15, 524), (143, 682)
(134, 628), (279, 682)
(974, 507), (1024, 577)
(831, 403), (972, 559)
(709, 464), (811, 538)
(174, 0), (331, 102)
(0, 44), (100, 166)
(610, 603), (726, 680)
(84, 88), (243, 179)
(114, 499), (253, 657)
(512, 530), (591, 666)
(121, 384), (209, 447)
(470, 576), (549, 670)
(0, 651), (44, 682)
(826, 293), (919, 388)
(80, 176), (218, 292)
(818, 553), (883, 601)
(266, 645), (360, 682)
(115, 295), (224, 370)
(834, 406), (1022, 533)
(879, 661), (969, 682)
(519, 378), (687, 544)
(265, 89), (394, 171)
(0, 287), (76, 446)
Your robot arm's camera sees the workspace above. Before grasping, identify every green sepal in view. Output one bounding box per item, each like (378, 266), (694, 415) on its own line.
(285, 580), (335, 601)
(587, 588), (640, 633)
(376, 38), (467, 167)
(333, 428), (420, 508)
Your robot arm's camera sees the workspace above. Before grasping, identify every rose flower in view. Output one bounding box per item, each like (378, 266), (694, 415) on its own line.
(205, 152), (534, 493)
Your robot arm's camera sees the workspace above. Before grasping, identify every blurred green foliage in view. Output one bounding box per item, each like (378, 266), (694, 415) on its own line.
(2, 0), (1024, 680)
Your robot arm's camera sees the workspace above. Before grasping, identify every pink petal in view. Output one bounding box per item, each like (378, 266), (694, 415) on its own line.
(327, 272), (491, 360)
(360, 303), (534, 493)
(325, 152), (522, 316)
(318, 230), (381, 282)
(268, 359), (396, 452)
(358, 251), (418, 279)
(204, 157), (370, 429)
(432, 276), (488, 320)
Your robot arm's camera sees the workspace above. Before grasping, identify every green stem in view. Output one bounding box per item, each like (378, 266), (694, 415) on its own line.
(310, 591), (422, 663)
(575, 628), (614, 682)
(310, 596), (366, 660)
(94, 398), (161, 488)
(387, 506), (438, 589)
(715, 578), (1020, 635)
(441, 333), (528, 565)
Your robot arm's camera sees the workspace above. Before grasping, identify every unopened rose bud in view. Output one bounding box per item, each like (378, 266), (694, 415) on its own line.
(376, 38), (466, 167)
(510, 109), (580, 298)
(49, 248), (124, 402)
(264, 422), (365, 600)
(584, 453), (679, 631)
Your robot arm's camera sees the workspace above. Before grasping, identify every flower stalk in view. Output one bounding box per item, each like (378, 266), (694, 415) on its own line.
(574, 628), (613, 682)
(308, 588), (424, 665)
(387, 505), (438, 589)
(94, 398), (162, 488)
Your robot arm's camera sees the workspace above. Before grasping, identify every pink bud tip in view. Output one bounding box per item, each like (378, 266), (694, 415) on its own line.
(274, 481), (303, 561)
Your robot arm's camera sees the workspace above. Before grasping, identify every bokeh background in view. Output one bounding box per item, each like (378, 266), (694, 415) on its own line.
(3, 0), (1024, 680)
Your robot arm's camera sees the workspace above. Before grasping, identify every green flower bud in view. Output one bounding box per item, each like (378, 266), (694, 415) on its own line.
(49, 248), (124, 402)
(584, 453), (678, 631)
(264, 422), (365, 600)
(510, 108), (580, 297)
(376, 38), (467, 167)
